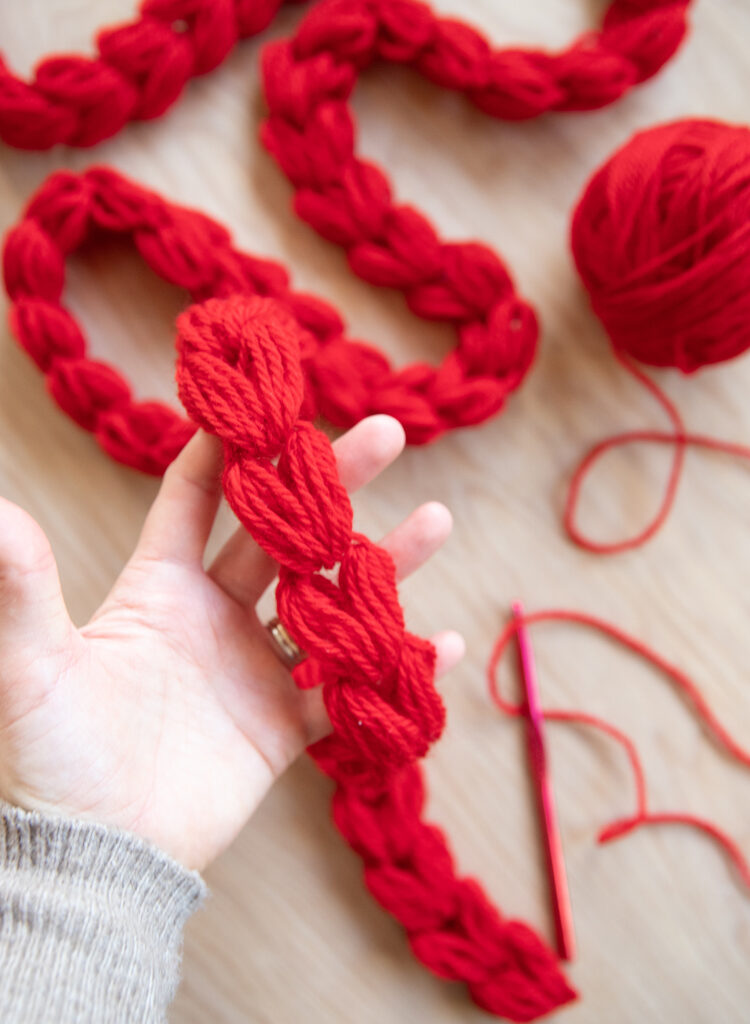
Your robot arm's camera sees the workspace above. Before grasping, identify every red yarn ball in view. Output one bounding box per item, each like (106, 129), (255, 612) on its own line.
(571, 119), (750, 373)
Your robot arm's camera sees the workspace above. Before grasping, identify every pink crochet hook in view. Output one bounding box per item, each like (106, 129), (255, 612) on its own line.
(512, 601), (576, 962)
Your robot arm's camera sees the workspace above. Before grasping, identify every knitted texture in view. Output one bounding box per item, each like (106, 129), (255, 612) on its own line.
(175, 293), (575, 1020)
(2, 166), (537, 465)
(0, 0), (693, 150)
(0, 0), (307, 149)
(0, 800), (205, 1023)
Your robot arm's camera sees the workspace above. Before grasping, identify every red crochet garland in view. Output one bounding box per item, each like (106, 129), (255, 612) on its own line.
(0, 0), (691, 150)
(179, 294), (575, 1020)
(2, 165), (537, 470)
(255, 0), (693, 441)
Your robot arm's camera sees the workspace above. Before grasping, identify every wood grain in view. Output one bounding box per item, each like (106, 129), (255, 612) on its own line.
(1, 2), (749, 1022)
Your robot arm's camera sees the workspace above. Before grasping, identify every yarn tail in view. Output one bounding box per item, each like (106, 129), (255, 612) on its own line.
(565, 345), (750, 554)
(488, 608), (750, 894)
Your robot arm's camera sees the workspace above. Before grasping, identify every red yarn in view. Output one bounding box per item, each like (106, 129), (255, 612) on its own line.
(0, 0), (308, 149)
(489, 609), (750, 892)
(572, 120), (750, 372)
(2, 166), (536, 465)
(0, 0), (692, 150)
(176, 294), (576, 1019)
(259, 0), (693, 421)
(568, 119), (750, 551)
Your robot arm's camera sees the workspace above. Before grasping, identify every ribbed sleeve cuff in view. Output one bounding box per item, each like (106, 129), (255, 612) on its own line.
(0, 801), (206, 1023)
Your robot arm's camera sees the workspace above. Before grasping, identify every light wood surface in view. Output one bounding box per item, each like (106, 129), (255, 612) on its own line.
(1, 2), (749, 1021)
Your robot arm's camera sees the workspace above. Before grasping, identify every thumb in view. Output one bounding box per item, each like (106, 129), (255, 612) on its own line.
(0, 498), (72, 655)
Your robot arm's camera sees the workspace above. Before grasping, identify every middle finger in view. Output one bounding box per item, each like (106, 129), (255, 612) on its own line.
(208, 415), (405, 606)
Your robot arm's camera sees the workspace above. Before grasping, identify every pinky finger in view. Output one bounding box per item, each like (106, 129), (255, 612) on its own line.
(432, 629), (465, 679)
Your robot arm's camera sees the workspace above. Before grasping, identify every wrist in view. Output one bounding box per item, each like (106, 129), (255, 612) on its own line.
(0, 800), (206, 1022)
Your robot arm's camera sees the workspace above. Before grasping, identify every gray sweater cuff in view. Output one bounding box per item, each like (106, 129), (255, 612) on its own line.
(0, 801), (206, 1023)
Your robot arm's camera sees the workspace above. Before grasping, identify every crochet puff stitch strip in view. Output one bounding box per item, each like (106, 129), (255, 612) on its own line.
(258, 0), (692, 362)
(0, 0), (692, 150)
(262, 0), (694, 129)
(175, 293), (575, 1020)
(0, 0), (306, 149)
(2, 166), (537, 464)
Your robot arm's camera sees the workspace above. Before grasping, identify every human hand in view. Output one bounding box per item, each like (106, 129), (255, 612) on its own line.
(0, 416), (462, 870)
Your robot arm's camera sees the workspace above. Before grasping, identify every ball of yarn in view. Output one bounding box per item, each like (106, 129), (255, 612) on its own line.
(571, 119), (750, 373)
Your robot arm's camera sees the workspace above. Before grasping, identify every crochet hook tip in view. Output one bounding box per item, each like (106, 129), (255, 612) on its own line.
(511, 601), (576, 963)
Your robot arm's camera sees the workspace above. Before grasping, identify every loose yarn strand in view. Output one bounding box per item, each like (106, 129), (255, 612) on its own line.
(598, 814), (750, 892)
(565, 352), (750, 553)
(488, 609), (750, 892)
(564, 352), (687, 553)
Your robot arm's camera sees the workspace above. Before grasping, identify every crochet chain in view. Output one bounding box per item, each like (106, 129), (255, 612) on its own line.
(0, 0), (691, 150)
(177, 296), (447, 775)
(0, 0), (304, 149)
(3, 166), (536, 466)
(176, 293), (575, 1019)
(3, 165), (573, 1017)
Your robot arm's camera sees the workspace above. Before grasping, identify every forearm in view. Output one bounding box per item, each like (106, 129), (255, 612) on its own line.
(0, 801), (205, 1024)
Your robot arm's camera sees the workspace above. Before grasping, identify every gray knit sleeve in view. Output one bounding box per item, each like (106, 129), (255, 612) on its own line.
(0, 801), (206, 1023)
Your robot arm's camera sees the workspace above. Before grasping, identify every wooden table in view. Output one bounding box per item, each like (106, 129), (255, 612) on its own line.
(1, 2), (748, 1021)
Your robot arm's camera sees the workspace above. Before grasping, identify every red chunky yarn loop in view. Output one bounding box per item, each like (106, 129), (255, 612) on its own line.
(263, 0), (693, 126)
(2, 165), (537, 468)
(567, 119), (750, 552)
(175, 294), (575, 1019)
(0, 0), (692, 150)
